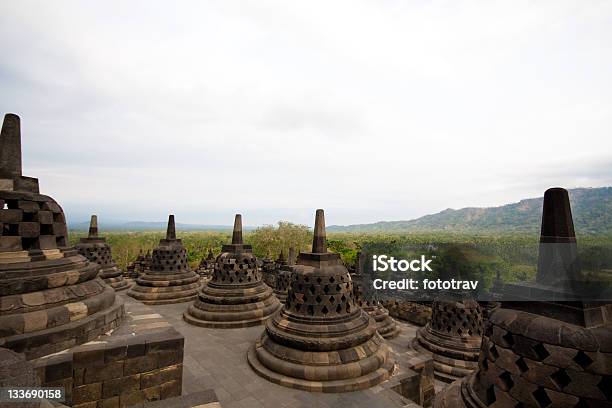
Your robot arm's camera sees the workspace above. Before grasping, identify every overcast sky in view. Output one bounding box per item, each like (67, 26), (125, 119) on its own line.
(1, 1), (611, 227)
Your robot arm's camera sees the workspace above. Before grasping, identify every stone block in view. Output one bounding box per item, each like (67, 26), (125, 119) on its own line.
(0, 208), (22, 223)
(18, 222), (40, 238)
(119, 390), (145, 408)
(84, 360), (124, 383)
(160, 380), (181, 399)
(0, 235), (21, 250)
(124, 355), (158, 376)
(98, 396), (120, 408)
(73, 382), (102, 405)
(102, 374), (141, 398)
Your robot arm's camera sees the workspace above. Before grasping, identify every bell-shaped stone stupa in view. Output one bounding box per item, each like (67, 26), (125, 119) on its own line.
(127, 215), (201, 304)
(0, 113), (124, 359)
(434, 188), (612, 408)
(76, 215), (130, 291)
(247, 209), (395, 392)
(184, 214), (281, 328)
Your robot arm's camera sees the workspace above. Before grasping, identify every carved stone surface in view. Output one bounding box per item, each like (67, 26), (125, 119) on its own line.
(0, 348), (40, 408)
(247, 209), (395, 392)
(184, 214), (281, 328)
(0, 113), (124, 360)
(127, 215), (201, 305)
(76, 215), (130, 291)
(261, 258), (276, 289)
(434, 188), (612, 407)
(383, 300), (432, 327)
(196, 249), (215, 279)
(413, 298), (483, 383)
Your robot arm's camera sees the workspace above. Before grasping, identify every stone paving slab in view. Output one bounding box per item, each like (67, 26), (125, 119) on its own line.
(118, 293), (430, 408)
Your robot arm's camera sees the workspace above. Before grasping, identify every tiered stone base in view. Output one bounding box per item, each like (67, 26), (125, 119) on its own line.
(435, 307), (612, 408)
(128, 271), (200, 305)
(366, 304), (399, 339)
(100, 265), (131, 291)
(248, 307), (395, 392)
(0, 249), (126, 360)
(2, 296), (124, 360)
(184, 283), (280, 328)
(413, 325), (480, 383)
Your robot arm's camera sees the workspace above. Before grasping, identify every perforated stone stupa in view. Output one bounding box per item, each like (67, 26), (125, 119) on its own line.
(197, 249), (215, 279)
(0, 113), (124, 359)
(127, 215), (201, 304)
(413, 297), (483, 382)
(273, 249), (294, 304)
(76, 215), (129, 291)
(247, 209), (395, 392)
(184, 214), (281, 328)
(434, 188), (612, 408)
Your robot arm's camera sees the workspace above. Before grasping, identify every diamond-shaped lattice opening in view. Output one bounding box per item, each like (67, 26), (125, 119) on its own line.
(317, 277), (322, 284)
(321, 305), (329, 315)
(341, 294), (347, 302)
(532, 387), (552, 408)
(550, 368), (571, 390)
(498, 371), (514, 392)
(295, 303), (301, 312)
(457, 328), (463, 335)
(482, 358), (489, 370)
(336, 304), (342, 313)
(329, 296), (335, 303)
(307, 305), (315, 316)
(315, 295), (322, 303)
(329, 276), (335, 283)
(336, 284), (342, 292)
(532, 343), (550, 361)
(502, 331), (515, 347)
(485, 386), (496, 404)
(489, 344), (499, 360)
(597, 374), (612, 400)
(324, 285), (330, 294)
(515, 357), (529, 373)
(309, 285), (316, 294)
(573, 350), (593, 370)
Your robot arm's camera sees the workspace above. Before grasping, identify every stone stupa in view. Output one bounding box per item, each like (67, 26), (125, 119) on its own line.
(0, 113), (124, 359)
(248, 209), (395, 392)
(353, 283), (399, 340)
(197, 249), (215, 279)
(184, 214), (281, 328)
(76, 215), (130, 291)
(127, 215), (201, 304)
(273, 248), (294, 304)
(435, 188), (612, 408)
(412, 296), (483, 382)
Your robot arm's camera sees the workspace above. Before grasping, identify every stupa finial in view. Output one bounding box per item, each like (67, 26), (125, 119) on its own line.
(0, 113), (22, 178)
(166, 214), (176, 240)
(88, 215), (98, 238)
(312, 209), (327, 253)
(232, 214), (243, 245)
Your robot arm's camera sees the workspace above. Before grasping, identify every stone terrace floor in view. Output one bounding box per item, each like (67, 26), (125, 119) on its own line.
(118, 292), (439, 408)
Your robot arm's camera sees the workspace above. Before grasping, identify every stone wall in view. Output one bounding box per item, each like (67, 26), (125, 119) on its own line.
(33, 322), (184, 408)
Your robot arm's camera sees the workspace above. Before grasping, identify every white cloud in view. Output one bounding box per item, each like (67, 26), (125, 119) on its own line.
(1, 0), (611, 226)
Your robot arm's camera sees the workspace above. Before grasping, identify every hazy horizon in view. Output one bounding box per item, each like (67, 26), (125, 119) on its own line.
(2, 1), (611, 226)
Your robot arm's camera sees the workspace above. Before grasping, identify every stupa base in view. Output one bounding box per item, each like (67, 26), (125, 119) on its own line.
(247, 343), (395, 393)
(412, 332), (479, 383)
(1, 296), (125, 360)
(183, 299), (281, 328)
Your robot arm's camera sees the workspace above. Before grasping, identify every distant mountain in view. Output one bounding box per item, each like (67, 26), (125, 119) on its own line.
(328, 187), (612, 234)
(68, 220), (250, 232)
